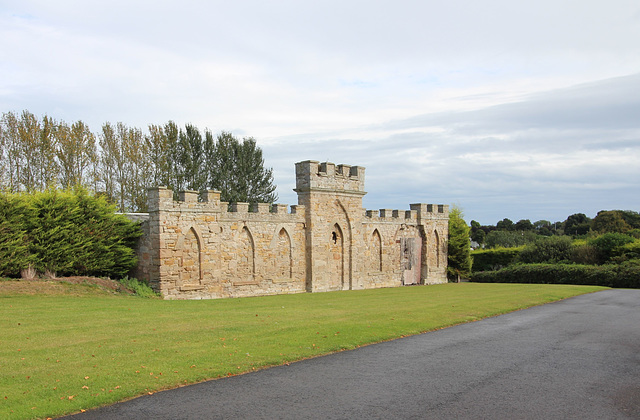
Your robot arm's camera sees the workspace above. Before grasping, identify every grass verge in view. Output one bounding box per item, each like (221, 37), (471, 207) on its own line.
(0, 282), (605, 419)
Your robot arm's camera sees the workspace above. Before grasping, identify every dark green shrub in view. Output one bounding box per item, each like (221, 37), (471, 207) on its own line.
(518, 236), (572, 264)
(569, 243), (599, 265)
(471, 263), (640, 288)
(588, 233), (635, 264)
(0, 194), (34, 276)
(73, 190), (142, 278)
(0, 189), (142, 278)
(26, 189), (85, 275)
(471, 247), (522, 272)
(609, 240), (640, 263)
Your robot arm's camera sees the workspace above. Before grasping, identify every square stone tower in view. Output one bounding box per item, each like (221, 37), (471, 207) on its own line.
(295, 160), (366, 292)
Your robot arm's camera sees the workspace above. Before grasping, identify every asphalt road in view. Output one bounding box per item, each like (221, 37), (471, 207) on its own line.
(67, 289), (640, 419)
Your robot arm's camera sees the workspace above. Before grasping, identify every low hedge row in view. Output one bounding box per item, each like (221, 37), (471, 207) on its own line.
(471, 263), (640, 288)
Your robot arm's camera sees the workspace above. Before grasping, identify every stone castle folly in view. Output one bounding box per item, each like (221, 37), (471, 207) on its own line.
(131, 160), (449, 299)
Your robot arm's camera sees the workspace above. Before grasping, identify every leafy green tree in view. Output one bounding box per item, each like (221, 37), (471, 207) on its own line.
(533, 220), (551, 230)
(208, 131), (237, 201)
(178, 124), (206, 192)
(515, 219), (533, 231)
(619, 210), (640, 229)
(496, 218), (515, 231)
(97, 122), (150, 212)
(237, 136), (277, 203)
(588, 232), (635, 264)
(16, 110), (41, 192)
(564, 213), (590, 236)
(98, 122), (119, 207)
(122, 125), (150, 212)
(471, 228), (486, 245)
(207, 131), (277, 204)
(37, 115), (58, 190)
(533, 220), (554, 236)
(1, 111), (21, 191)
(164, 120), (181, 194)
(56, 120), (97, 189)
(146, 124), (172, 188)
(447, 206), (472, 281)
(592, 210), (631, 233)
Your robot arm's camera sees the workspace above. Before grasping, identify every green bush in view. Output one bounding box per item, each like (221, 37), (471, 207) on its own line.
(118, 276), (159, 298)
(588, 232), (635, 264)
(610, 239), (640, 263)
(518, 236), (572, 264)
(471, 263), (640, 288)
(0, 194), (34, 275)
(471, 247), (523, 272)
(0, 189), (142, 278)
(568, 243), (599, 265)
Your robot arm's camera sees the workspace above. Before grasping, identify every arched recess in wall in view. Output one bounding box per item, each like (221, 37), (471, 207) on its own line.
(329, 223), (345, 290)
(179, 226), (203, 285)
(434, 229), (440, 268)
(275, 227), (293, 279)
(333, 199), (352, 290)
(394, 225), (423, 286)
(371, 229), (382, 272)
(239, 226), (255, 282)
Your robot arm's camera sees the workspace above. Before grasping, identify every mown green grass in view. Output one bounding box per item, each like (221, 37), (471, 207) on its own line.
(0, 283), (605, 419)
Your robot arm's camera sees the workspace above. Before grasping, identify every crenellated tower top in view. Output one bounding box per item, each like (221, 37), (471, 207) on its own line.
(294, 160), (366, 196)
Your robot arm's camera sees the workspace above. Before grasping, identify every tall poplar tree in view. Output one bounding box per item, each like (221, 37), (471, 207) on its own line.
(147, 124), (172, 188)
(98, 122), (119, 206)
(56, 120), (96, 189)
(1, 112), (21, 191)
(206, 131), (277, 204)
(178, 124), (206, 191)
(122, 125), (150, 212)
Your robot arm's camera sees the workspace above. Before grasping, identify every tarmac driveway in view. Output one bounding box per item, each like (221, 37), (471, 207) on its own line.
(67, 289), (640, 419)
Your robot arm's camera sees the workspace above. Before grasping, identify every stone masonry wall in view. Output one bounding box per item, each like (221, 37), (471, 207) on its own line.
(130, 160), (448, 299)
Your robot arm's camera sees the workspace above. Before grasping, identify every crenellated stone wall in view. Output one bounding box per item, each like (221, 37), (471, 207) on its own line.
(130, 160), (449, 299)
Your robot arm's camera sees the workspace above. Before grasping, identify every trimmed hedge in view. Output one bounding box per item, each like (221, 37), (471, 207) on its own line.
(471, 263), (640, 288)
(0, 189), (142, 278)
(471, 247), (523, 272)
(0, 194), (32, 275)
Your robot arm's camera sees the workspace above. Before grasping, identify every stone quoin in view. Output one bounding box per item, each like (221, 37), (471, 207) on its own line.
(130, 160), (449, 299)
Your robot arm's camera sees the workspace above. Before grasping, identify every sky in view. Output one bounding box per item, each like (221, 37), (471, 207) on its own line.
(1, 0), (639, 225)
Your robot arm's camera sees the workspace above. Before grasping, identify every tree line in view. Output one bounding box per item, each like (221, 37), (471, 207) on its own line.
(469, 210), (640, 248)
(0, 110), (277, 212)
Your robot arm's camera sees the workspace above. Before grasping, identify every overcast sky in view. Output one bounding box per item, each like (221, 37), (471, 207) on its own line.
(2, 0), (639, 224)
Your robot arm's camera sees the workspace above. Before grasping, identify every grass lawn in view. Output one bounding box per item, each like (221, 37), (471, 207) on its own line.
(0, 282), (605, 419)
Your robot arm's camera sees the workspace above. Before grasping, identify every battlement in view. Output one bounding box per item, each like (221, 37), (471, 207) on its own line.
(295, 160), (366, 195)
(147, 187), (302, 215)
(365, 209), (418, 221)
(409, 203), (450, 220)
